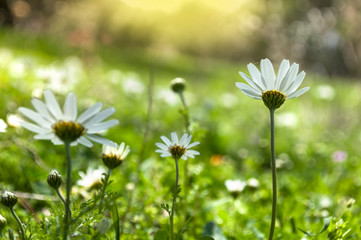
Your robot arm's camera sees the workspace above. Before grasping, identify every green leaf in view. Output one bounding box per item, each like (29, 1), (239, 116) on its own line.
(154, 229), (169, 240)
(202, 221), (226, 240)
(298, 217), (331, 236)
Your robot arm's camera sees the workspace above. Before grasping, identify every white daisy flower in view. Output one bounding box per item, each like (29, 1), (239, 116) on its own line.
(0, 119), (7, 133)
(236, 58), (309, 109)
(225, 179), (247, 193)
(18, 89), (118, 147)
(77, 167), (105, 190)
(102, 142), (130, 169)
(155, 132), (200, 160)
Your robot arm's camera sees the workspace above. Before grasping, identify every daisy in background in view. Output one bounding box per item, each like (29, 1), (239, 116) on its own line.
(102, 142), (130, 170)
(155, 132), (200, 240)
(155, 132), (200, 160)
(18, 89), (118, 147)
(235, 58), (309, 240)
(99, 142), (130, 212)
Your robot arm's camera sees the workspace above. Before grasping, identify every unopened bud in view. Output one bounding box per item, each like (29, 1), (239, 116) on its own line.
(47, 170), (63, 189)
(170, 78), (186, 93)
(1, 192), (17, 208)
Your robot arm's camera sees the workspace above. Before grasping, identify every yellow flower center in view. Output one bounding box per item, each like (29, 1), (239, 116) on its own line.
(169, 145), (186, 159)
(261, 90), (286, 110)
(102, 154), (124, 169)
(52, 120), (85, 143)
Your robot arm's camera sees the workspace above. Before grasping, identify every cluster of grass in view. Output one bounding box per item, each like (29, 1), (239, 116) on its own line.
(0, 29), (360, 239)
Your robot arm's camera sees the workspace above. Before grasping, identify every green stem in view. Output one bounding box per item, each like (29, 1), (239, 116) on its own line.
(170, 158), (179, 240)
(99, 168), (112, 213)
(55, 188), (71, 216)
(63, 142), (72, 240)
(268, 108), (277, 240)
(178, 91), (190, 130)
(10, 207), (25, 240)
(178, 91), (190, 218)
(113, 201), (120, 240)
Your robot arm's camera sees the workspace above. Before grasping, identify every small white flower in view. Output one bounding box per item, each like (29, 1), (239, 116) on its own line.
(236, 58), (309, 109)
(6, 114), (22, 128)
(0, 119), (7, 132)
(225, 179), (247, 193)
(155, 132), (200, 160)
(77, 167), (105, 190)
(18, 89), (118, 147)
(102, 142), (130, 169)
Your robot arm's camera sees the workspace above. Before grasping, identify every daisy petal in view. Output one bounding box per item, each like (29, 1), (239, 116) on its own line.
(179, 134), (188, 146)
(18, 107), (51, 128)
(77, 136), (93, 148)
(33, 132), (54, 140)
(239, 71), (263, 92)
(63, 92), (77, 121)
(284, 71), (306, 95)
(247, 63), (265, 90)
(77, 102), (103, 124)
(44, 89), (63, 119)
(287, 87), (310, 99)
(20, 120), (49, 134)
(275, 59), (290, 90)
(235, 82), (262, 97)
(260, 58), (276, 89)
(280, 63), (299, 92)
(186, 141), (200, 149)
(86, 119), (119, 134)
(31, 98), (55, 123)
(86, 134), (117, 147)
(83, 107), (115, 125)
(160, 136), (172, 147)
(186, 150), (200, 156)
(161, 153), (172, 158)
(171, 132), (178, 145)
(156, 143), (169, 151)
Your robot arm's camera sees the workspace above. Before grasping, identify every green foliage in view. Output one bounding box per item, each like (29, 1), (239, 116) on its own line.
(0, 30), (361, 239)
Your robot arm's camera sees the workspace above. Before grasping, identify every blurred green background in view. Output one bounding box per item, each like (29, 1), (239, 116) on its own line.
(0, 0), (361, 239)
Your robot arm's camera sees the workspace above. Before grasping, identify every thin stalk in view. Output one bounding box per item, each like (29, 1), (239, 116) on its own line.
(63, 142), (72, 240)
(55, 188), (71, 215)
(170, 158), (179, 240)
(99, 168), (112, 213)
(268, 108), (277, 240)
(113, 201), (120, 240)
(178, 91), (190, 215)
(178, 91), (190, 130)
(10, 207), (25, 240)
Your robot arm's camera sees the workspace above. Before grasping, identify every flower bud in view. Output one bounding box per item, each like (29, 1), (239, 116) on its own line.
(0, 214), (6, 231)
(170, 78), (186, 93)
(47, 170), (63, 189)
(1, 192), (17, 208)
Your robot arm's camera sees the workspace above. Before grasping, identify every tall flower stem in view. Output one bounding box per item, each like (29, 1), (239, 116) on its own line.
(268, 108), (277, 240)
(63, 141), (72, 240)
(9, 207), (25, 240)
(178, 91), (190, 210)
(170, 158), (180, 240)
